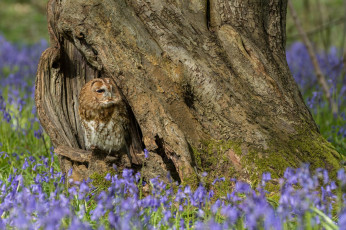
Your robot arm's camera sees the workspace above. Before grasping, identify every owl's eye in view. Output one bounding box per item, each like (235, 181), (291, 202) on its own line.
(96, 89), (105, 93)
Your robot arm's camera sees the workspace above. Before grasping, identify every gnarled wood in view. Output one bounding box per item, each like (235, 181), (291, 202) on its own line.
(55, 146), (91, 163)
(36, 0), (340, 184)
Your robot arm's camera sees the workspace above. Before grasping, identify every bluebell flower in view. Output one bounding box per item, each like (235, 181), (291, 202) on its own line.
(194, 221), (204, 230)
(105, 173), (111, 181)
(12, 209), (31, 230)
(163, 210), (172, 223)
(207, 219), (223, 230)
(339, 209), (346, 230)
(221, 205), (239, 224)
(68, 218), (92, 230)
(22, 158), (29, 170)
(193, 185), (207, 206)
(28, 156), (35, 162)
(79, 181), (90, 199)
(108, 212), (119, 228)
(208, 189), (214, 200)
(91, 202), (105, 221)
(212, 176), (225, 185)
(122, 168), (134, 181)
(135, 172), (141, 182)
(179, 218), (185, 230)
(144, 148), (149, 158)
(211, 199), (221, 214)
(175, 188), (186, 203)
(337, 126), (346, 138)
(184, 185), (192, 195)
(67, 168), (73, 177)
(235, 181), (251, 193)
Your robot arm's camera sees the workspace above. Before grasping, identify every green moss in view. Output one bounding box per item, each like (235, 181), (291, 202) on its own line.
(190, 128), (340, 193)
(89, 172), (112, 191)
(181, 172), (199, 189)
(242, 129), (341, 186)
(265, 181), (282, 204)
(191, 139), (242, 194)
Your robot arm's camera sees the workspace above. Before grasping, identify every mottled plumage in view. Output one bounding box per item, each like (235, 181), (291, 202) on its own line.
(78, 78), (129, 153)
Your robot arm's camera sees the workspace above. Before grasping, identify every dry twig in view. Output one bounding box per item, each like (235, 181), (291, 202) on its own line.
(288, 17), (345, 40)
(288, 0), (338, 116)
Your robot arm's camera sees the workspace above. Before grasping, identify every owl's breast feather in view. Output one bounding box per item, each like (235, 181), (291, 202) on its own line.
(82, 117), (127, 152)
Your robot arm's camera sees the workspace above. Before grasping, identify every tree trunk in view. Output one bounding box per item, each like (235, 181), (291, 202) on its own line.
(36, 0), (340, 185)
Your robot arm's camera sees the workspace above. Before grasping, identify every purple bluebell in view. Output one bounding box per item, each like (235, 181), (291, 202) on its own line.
(144, 148), (149, 158)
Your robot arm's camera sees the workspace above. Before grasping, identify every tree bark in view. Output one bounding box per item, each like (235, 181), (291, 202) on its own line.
(36, 0), (340, 185)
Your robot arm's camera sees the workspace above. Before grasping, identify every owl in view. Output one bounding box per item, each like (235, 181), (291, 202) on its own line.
(78, 78), (129, 153)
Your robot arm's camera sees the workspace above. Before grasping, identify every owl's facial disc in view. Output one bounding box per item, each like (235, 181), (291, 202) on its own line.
(90, 80), (120, 107)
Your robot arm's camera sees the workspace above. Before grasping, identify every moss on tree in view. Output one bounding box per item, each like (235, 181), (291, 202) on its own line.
(191, 128), (340, 194)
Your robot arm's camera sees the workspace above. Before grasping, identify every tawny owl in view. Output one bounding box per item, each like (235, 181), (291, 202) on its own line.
(78, 78), (129, 153)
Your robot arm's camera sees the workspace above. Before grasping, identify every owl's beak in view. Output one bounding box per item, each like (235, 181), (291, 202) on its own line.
(101, 98), (115, 103)
(100, 99), (116, 108)
(100, 94), (117, 106)
(105, 91), (112, 98)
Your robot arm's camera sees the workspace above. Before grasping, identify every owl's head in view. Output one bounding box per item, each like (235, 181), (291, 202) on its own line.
(79, 78), (123, 109)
